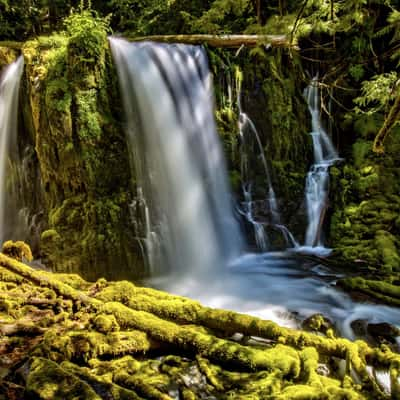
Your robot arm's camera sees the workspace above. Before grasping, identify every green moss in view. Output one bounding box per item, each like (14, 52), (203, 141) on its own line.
(353, 139), (374, 168)
(339, 277), (400, 306)
(93, 314), (120, 333)
(330, 135), (400, 276)
(21, 29), (143, 280)
(60, 361), (143, 400)
(2, 241), (33, 262)
(374, 230), (400, 272)
(26, 357), (100, 400)
(0, 46), (19, 68)
(1, 257), (398, 399)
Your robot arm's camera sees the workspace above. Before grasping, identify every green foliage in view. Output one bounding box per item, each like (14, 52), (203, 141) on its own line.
(65, 9), (110, 69)
(387, 9), (400, 65)
(76, 89), (102, 140)
(187, 0), (255, 34)
(107, 0), (165, 34)
(0, 0), (41, 40)
(0, 0), (77, 40)
(354, 72), (399, 115)
(348, 64), (365, 82)
(246, 13), (296, 35)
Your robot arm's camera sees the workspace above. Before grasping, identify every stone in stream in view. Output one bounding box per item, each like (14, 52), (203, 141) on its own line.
(351, 319), (400, 348)
(301, 313), (335, 337)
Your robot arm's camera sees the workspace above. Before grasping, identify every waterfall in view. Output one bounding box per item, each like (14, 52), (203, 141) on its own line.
(110, 39), (400, 354)
(236, 70), (298, 250)
(0, 57), (24, 244)
(303, 78), (339, 250)
(110, 38), (243, 277)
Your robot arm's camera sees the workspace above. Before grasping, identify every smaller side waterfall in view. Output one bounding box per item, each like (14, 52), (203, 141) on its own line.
(0, 57), (24, 243)
(236, 70), (297, 250)
(303, 79), (339, 250)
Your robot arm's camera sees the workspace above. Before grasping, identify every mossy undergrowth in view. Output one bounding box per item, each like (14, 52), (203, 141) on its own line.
(0, 250), (399, 399)
(328, 111), (400, 297)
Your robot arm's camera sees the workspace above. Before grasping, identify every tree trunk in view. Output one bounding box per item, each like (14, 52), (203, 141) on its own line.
(373, 94), (400, 153)
(127, 34), (299, 50)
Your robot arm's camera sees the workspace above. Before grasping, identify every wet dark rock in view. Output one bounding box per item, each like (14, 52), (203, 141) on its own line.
(351, 319), (400, 348)
(367, 322), (400, 345)
(350, 319), (368, 337)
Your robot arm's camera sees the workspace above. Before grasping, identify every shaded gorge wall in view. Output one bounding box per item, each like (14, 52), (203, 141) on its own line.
(19, 36), (144, 280)
(1, 40), (316, 276)
(6, 35), (399, 279)
(210, 46), (312, 247)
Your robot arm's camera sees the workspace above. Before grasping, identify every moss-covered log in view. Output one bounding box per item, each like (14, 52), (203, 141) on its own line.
(0, 250), (399, 399)
(127, 34), (299, 49)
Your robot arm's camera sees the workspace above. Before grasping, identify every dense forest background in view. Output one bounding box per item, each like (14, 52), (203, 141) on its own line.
(2, 0), (398, 152)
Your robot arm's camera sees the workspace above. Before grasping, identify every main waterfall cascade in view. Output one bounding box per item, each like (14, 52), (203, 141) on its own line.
(0, 57), (24, 244)
(110, 38), (243, 277)
(111, 38), (400, 347)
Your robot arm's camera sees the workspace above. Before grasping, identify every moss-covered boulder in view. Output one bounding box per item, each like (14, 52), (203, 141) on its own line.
(0, 45), (19, 69)
(2, 240), (33, 262)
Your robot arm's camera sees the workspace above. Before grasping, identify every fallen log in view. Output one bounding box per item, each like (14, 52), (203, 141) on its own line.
(0, 321), (45, 336)
(126, 34), (299, 50)
(0, 252), (395, 398)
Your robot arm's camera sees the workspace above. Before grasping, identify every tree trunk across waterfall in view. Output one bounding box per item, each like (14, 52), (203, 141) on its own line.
(126, 34), (299, 50)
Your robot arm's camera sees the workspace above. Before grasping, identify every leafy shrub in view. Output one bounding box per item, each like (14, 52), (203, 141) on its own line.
(65, 7), (110, 69)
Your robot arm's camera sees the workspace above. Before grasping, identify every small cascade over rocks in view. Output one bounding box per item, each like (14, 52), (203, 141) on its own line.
(236, 70), (297, 250)
(301, 78), (340, 254)
(0, 57), (24, 244)
(110, 38), (243, 277)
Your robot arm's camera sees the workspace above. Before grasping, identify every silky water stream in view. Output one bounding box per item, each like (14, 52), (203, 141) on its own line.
(111, 38), (400, 350)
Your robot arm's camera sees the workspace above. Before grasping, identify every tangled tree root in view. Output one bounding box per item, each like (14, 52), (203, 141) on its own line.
(0, 251), (399, 399)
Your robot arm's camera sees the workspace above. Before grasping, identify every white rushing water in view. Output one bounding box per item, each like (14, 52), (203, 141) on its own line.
(0, 57), (24, 243)
(110, 38), (243, 278)
(111, 40), (400, 358)
(302, 78), (340, 253)
(236, 73), (299, 250)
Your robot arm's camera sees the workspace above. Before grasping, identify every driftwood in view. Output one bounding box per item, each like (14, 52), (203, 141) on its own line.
(0, 321), (45, 336)
(126, 34), (299, 50)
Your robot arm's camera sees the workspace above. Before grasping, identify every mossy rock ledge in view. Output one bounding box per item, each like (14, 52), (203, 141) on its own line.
(19, 34), (144, 281)
(0, 251), (399, 399)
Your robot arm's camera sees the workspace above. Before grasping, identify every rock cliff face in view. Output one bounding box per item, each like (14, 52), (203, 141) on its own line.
(19, 35), (143, 280)
(0, 40), (315, 274)
(2, 37), (312, 277)
(2, 32), (398, 278)
(329, 113), (400, 274)
(211, 47), (312, 247)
